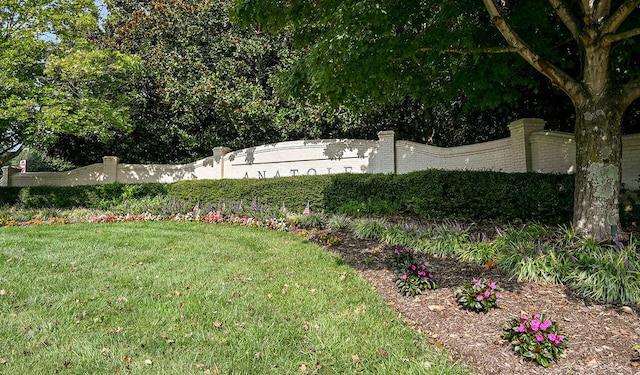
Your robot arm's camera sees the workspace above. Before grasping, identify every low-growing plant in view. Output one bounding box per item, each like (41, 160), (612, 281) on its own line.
(325, 214), (351, 230)
(457, 233), (500, 265)
(455, 278), (501, 313)
(498, 240), (567, 284)
(503, 313), (568, 368)
(350, 217), (389, 240)
(391, 248), (416, 269)
(319, 233), (342, 246)
(299, 212), (325, 228)
(565, 239), (640, 305)
(395, 262), (436, 297)
(380, 225), (420, 248)
(390, 248), (436, 296)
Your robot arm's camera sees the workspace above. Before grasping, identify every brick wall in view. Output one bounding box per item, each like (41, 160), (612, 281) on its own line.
(3, 118), (640, 189)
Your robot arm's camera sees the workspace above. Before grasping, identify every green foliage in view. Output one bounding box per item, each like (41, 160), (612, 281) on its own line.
(0, 0), (139, 164)
(391, 249), (436, 297)
(564, 239), (640, 305)
(325, 214), (352, 230)
(166, 176), (331, 213)
(503, 314), (569, 368)
(455, 278), (501, 313)
(5, 148), (75, 172)
(350, 217), (389, 240)
(324, 171), (574, 224)
(3, 183), (167, 209)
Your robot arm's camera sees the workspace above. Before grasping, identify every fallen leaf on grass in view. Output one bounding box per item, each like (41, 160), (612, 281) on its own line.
(124, 356), (131, 363)
(254, 352), (261, 359)
(213, 321), (223, 328)
(0, 290), (6, 295)
(299, 364), (307, 372)
(144, 359), (153, 365)
(0, 358), (7, 365)
(379, 348), (388, 358)
(351, 354), (361, 362)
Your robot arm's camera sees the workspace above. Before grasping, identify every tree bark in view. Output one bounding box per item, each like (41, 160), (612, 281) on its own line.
(573, 99), (624, 240)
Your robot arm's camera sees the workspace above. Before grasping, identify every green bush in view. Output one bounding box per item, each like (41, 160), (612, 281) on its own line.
(0, 170), (574, 225)
(0, 183), (167, 209)
(166, 176), (332, 213)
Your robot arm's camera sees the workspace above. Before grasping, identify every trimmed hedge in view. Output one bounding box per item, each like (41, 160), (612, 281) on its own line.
(0, 183), (168, 209)
(323, 170), (574, 225)
(165, 176), (332, 213)
(0, 171), (575, 225)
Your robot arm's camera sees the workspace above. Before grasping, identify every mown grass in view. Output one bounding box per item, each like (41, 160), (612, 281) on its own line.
(0, 222), (469, 374)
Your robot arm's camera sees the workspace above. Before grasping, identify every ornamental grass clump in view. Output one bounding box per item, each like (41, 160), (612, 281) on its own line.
(391, 248), (436, 296)
(503, 313), (568, 368)
(455, 278), (501, 313)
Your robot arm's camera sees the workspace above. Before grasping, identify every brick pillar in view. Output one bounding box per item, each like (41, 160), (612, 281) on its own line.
(0, 166), (19, 187)
(213, 147), (231, 179)
(508, 118), (546, 172)
(375, 130), (396, 174)
(102, 156), (119, 184)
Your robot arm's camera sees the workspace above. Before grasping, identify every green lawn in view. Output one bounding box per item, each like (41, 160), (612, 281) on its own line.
(0, 222), (469, 374)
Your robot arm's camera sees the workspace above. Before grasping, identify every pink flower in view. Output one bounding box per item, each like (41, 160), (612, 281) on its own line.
(518, 325), (525, 333)
(421, 264), (426, 269)
(540, 319), (552, 331)
(495, 293), (501, 299)
(401, 274), (408, 280)
(489, 282), (496, 290)
(547, 333), (557, 341)
(484, 291), (491, 298)
(394, 249), (401, 254)
(476, 295), (484, 301)
(533, 314), (541, 319)
(530, 319), (541, 332)
(428, 274), (433, 278)
(411, 265), (417, 270)
(555, 335), (564, 344)
(535, 334), (544, 342)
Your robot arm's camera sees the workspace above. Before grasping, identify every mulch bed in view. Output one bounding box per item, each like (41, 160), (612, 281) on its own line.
(307, 227), (640, 375)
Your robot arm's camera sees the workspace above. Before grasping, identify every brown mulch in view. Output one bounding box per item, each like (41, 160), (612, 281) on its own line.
(306, 226), (640, 375)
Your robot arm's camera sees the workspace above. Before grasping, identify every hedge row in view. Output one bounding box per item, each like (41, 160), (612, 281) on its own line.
(0, 171), (576, 224)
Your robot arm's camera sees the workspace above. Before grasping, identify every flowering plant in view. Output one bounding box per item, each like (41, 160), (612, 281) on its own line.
(319, 233), (342, 246)
(455, 278), (501, 313)
(391, 248), (415, 269)
(391, 248), (436, 296)
(395, 262), (436, 296)
(503, 313), (569, 367)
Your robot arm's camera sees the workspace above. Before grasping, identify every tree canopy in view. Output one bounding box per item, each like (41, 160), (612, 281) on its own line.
(0, 0), (139, 164)
(235, 0), (640, 239)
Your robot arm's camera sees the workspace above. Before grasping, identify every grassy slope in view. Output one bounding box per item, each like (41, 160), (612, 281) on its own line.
(0, 222), (469, 374)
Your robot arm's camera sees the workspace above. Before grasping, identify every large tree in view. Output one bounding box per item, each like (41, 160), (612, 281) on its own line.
(235, 0), (640, 240)
(0, 0), (139, 165)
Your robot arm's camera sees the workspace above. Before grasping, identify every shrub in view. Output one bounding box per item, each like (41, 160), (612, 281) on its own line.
(395, 263), (436, 297)
(391, 248), (436, 297)
(455, 279), (501, 313)
(503, 313), (569, 367)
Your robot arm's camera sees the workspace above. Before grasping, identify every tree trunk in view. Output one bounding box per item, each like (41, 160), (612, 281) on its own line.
(573, 99), (624, 241)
